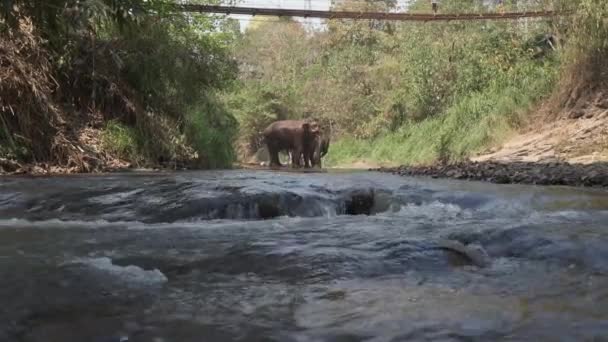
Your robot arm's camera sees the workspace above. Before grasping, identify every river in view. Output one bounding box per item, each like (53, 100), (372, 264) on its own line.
(1, 170), (608, 341)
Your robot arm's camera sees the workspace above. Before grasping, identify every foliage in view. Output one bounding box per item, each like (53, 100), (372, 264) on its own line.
(101, 120), (140, 162)
(0, 17), (60, 163)
(553, 0), (608, 109)
(326, 60), (557, 166)
(184, 94), (238, 168)
(3, 0), (603, 170)
(0, 0), (240, 169)
(230, 1), (560, 165)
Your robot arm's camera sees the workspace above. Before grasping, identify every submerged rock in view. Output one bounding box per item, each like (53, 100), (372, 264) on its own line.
(437, 239), (491, 268)
(344, 189), (376, 216)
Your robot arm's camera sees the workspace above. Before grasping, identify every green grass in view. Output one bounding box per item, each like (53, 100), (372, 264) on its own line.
(326, 61), (557, 167)
(100, 120), (141, 163)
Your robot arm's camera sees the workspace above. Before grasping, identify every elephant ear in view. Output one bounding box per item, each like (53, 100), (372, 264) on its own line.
(305, 120), (320, 135)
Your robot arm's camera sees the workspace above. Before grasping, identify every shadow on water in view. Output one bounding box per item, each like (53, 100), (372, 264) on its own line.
(1, 170), (608, 341)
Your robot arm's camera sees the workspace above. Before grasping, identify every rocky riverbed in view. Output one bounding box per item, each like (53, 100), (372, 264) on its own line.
(374, 160), (608, 187)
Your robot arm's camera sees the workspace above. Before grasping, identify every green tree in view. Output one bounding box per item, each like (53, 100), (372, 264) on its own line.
(228, 1), (560, 165)
(1, 0), (240, 169)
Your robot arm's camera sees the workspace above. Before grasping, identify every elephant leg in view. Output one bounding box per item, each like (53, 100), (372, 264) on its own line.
(313, 147), (322, 168)
(291, 147), (302, 168)
(306, 141), (320, 168)
(301, 144), (313, 168)
(267, 142), (282, 167)
(303, 149), (312, 168)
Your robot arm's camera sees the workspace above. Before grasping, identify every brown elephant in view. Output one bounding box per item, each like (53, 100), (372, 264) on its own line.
(262, 119), (320, 168)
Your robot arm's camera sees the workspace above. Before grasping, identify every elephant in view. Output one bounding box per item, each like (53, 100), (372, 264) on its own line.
(262, 119), (320, 168)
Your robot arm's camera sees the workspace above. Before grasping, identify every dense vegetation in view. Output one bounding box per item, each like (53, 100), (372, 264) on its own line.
(1, 0), (240, 170)
(555, 0), (608, 111)
(1, 0), (606, 171)
(227, 0), (565, 166)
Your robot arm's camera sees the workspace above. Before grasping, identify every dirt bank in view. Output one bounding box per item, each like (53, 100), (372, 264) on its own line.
(0, 126), (183, 176)
(375, 96), (608, 188)
(473, 98), (608, 165)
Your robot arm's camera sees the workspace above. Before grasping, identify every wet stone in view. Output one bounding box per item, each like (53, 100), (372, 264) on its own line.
(373, 161), (608, 188)
(256, 197), (282, 219)
(344, 190), (375, 216)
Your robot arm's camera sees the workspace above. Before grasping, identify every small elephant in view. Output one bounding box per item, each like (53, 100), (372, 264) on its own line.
(262, 119), (320, 168)
(288, 134), (330, 168)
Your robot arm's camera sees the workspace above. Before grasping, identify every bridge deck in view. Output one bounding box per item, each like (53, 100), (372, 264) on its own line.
(174, 4), (568, 21)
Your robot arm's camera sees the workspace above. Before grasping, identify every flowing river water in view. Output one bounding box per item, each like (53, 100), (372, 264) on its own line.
(1, 170), (608, 341)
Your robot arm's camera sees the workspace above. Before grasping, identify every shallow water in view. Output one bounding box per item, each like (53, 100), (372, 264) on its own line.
(1, 169), (608, 341)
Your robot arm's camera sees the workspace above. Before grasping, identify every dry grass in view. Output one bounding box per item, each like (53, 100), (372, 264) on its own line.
(0, 19), (135, 172)
(0, 18), (58, 160)
(0, 18), (102, 171)
(0, 18), (189, 173)
(549, 0), (608, 118)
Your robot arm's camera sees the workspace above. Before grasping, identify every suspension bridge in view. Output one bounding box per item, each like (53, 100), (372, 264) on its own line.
(171, 3), (569, 22)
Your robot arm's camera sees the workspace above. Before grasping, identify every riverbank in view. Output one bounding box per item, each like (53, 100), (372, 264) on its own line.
(374, 160), (608, 187)
(0, 161), (329, 176)
(5, 159), (608, 189)
(0, 159), (129, 176)
(0, 158), (186, 176)
(374, 98), (608, 188)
